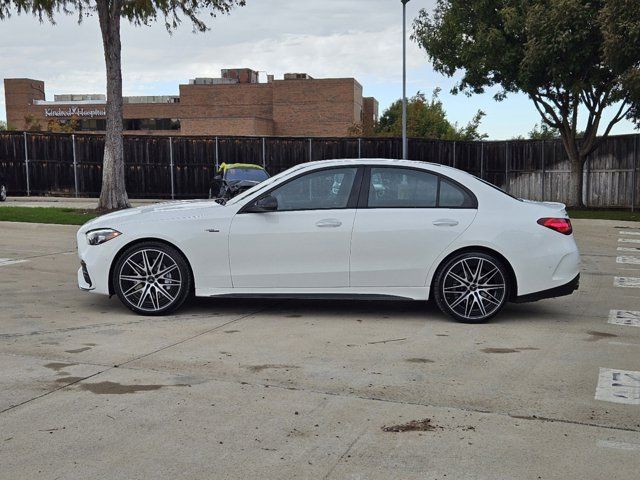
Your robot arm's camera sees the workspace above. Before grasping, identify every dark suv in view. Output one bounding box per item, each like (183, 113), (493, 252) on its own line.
(209, 163), (270, 201)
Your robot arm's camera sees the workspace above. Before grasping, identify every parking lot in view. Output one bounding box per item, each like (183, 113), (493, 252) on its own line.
(1, 218), (639, 479)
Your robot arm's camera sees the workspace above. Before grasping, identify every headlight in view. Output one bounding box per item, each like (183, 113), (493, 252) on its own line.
(86, 228), (121, 246)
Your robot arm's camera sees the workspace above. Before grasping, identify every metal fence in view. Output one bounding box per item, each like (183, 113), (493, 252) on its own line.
(0, 131), (638, 209)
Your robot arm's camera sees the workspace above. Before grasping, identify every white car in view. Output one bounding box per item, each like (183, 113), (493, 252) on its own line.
(77, 159), (580, 322)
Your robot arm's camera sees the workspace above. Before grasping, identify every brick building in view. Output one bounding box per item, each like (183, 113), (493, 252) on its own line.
(4, 68), (378, 137)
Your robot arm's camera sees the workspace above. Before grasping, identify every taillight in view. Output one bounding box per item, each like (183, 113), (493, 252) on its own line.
(537, 217), (573, 235)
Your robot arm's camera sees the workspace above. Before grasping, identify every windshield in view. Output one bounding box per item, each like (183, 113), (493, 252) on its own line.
(226, 164), (309, 206)
(225, 168), (269, 182)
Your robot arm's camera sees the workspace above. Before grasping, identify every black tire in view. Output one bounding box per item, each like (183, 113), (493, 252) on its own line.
(0, 183), (6, 202)
(433, 251), (511, 323)
(112, 241), (192, 316)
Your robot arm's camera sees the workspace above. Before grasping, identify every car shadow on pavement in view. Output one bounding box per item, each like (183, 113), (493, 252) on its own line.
(179, 296), (575, 326)
(77, 292), (582, 326)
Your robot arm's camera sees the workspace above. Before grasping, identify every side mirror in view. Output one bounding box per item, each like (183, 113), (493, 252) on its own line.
(248, 195), (278, 212)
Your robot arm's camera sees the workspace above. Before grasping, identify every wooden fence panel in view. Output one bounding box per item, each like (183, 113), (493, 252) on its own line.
(0, 131), (638, 207)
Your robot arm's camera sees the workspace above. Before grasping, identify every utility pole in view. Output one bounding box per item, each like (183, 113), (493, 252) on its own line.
(401, 0), (410, 160)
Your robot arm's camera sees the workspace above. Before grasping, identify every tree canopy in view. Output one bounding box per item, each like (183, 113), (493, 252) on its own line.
(370, 90), (486, 141)
(528, 123), (560, 140)
(413, 0), (640, 206)
(0, 0), (245, 31)
(1, 0), (246, 210)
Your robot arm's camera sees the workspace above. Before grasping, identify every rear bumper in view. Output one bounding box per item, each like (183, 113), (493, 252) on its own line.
(513, 273), (579, 303)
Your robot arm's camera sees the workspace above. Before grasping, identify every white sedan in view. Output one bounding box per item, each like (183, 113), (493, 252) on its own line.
(77, 159), (580, 322)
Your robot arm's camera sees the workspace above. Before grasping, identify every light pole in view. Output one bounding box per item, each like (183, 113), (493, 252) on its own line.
(401, 0), (410, 160)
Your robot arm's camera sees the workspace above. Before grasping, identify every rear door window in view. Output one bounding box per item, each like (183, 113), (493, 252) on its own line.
(368, 168), (438, 208)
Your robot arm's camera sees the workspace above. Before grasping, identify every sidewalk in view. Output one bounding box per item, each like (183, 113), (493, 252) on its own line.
(1, 197), (163, 209)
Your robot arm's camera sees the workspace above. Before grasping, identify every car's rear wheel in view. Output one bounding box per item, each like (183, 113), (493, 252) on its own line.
(113, 242), (191, 315)
(0, 183), (6, 202)
(433, 252), (510, 323)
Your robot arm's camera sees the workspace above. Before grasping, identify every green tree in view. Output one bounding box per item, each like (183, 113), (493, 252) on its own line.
(413, 0), (640, 207)
(24, 114), (42, 131)
(528, 123), (560, 140)
(376, 90), (487, 141)
(47, 116), (79, 133)
(1, 0), (245, 210)
(0, 120), (6, 131)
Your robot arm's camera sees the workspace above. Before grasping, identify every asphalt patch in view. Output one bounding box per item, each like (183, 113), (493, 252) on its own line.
(586, 331), (618, 341)
(481, 347), (540, 354)
(78, 381), (188, 394)
(65, 347), (92, 354)
(44, 362), (76, 372)
(246, 364), (300, 373)
(382, 418), (439, 433)
(405, 358), (434, 364)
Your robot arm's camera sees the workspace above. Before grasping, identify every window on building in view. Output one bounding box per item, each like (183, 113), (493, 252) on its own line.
(77, 118), (181, 131)
(124, 118), (181, 131)
(78, 119), (107, 131)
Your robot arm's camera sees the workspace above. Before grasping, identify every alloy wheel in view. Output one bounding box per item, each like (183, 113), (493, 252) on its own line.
(118, 248), (182, 313)
(441, 256), (506, 321)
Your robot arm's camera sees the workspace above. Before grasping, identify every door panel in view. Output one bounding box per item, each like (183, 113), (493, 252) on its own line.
(229, 166), (361, 288)
(350, 209), (476, 287)
(229, 210), (356, 288)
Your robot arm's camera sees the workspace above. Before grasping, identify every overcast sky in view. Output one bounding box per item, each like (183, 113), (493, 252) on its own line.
(1, 0), (637, 139)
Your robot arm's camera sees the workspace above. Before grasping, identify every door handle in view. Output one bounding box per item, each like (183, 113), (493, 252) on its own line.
(316, 219), (342, 228)
(432, 219), (459, 227)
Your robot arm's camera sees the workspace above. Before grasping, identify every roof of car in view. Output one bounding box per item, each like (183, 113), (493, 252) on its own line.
(296, 158), (445, 170)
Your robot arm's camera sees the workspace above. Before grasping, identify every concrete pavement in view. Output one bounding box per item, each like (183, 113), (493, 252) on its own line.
(0, 219), (639, 479)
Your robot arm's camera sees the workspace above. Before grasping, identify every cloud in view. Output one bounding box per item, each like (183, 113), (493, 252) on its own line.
(1, 0), (635, 138)
(1, 1), (431, 123)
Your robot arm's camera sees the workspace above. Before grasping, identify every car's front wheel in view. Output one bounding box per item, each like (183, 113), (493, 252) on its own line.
(433, 252), (510, 323)
(0, 183), (6, 202)
(112, 242), (192, 315)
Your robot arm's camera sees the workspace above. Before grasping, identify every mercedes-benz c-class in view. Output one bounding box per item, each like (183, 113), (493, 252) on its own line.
(77, 159), (580, 322)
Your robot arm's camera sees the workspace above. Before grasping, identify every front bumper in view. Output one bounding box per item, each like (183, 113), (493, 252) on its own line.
(76, 229), (125, 295)
(77, 261), (94, 291)
(513, 273), (580, 303)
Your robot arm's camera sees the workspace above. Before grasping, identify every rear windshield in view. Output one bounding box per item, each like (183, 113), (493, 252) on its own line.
(474, 176), (522, 201)
(226, 168), (269, 182)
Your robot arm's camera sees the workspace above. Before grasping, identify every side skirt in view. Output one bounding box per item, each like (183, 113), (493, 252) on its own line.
(213, 293), (413, 301)
(195, 287), (428, 301)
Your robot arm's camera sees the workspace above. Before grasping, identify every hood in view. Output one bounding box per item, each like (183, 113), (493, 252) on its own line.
(80, 200), (221, 231)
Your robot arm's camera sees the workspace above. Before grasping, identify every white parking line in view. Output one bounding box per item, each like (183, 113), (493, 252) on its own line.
(597, 440), (640, 451)
(0, 258), (27, 267)
(618, 246), (640, 252)
(595, 368), (640, 405)
(616, 256), (640, 265)
(619, 238), (640, 244)
(620, 231), (640, 236)
(614, 277), (640, 288)
(609, 310), (640, 327)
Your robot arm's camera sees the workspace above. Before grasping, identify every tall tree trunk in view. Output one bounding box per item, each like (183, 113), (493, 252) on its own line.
(97, 0), (130, 211)
(568, 156), (585, 208)
(558, 128), (586, 208)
